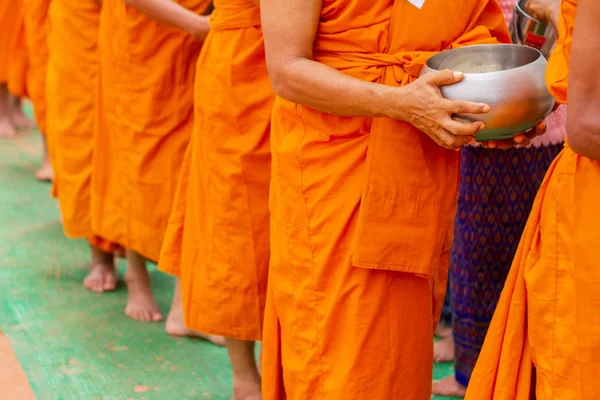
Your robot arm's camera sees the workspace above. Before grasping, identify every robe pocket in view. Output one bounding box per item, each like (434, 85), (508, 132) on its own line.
(350, 117), (459, 276)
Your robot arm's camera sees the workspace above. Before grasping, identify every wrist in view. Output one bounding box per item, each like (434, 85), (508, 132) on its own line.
(187, 15), (209, 40)
(374, 85), (410, 121)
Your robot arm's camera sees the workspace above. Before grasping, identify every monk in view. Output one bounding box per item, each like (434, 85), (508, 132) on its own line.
(0, 0), (35, 139)
(46, 0), (124, 293)
(93, 0), (213, 324)
(465, 0), (600, 398)
(158, 0), (273, 397)
(117, 0), (223, 342)
(259, 0), (545, 398)
(22, 0), (52, 181)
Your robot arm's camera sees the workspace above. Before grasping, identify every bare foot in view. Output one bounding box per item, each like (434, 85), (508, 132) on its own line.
(83, 263), (118, 293)
(232, 381), (262, 400)
(435, 324), (452, 338)
(83, 245), (118, 293)
(432, 375), (466, 398)
(434, 336), (455, 363)
(124, 249), (163, 323)
(9, 99), (35, 130)
(166, 317), (225, 345)
(35, 157), (53, 182)
(228, 339), (262, 400)
(165, 277), (225, 344)
(0, 115), (16, 139)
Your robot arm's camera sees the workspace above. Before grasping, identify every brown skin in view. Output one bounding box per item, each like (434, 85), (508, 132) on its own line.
(261, 0), (544, 151)
(124, 0), (211, 41)
(565, 0), (600, 161)
(526, 0), (561, 31)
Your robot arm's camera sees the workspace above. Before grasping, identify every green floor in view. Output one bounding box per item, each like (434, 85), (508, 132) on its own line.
(0, 116), (456, 399)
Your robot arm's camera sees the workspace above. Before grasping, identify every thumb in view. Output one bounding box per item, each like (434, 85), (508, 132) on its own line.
(430, 69), (463, 86)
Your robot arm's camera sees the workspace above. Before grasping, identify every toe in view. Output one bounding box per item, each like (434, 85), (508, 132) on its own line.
(152, 312), (164, 322)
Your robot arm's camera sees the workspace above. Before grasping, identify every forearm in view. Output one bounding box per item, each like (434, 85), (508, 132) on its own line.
(270, 57), (398, 118)
(124, 0), (208, 36)
(565, 0), (600, 161)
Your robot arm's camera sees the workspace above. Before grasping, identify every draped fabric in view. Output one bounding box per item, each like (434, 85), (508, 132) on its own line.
(261, 1), (509, 398)
(47, 0), (119, 254)
(467, 1), (600, 398)
(92, 0), (210, 262)
(159, 0), (273, 341)
(1, 1), (29, 98)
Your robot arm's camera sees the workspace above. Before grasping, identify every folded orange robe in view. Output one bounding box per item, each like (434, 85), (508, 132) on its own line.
(261, 1), (509, 399)
(158, 0), (274, 341)
(46, 0), (119, 254)
(466, 1), (600, 398)
(92, 0), (209, 262)
(0, 0), (28, 96)
(22, 0), (50, 134)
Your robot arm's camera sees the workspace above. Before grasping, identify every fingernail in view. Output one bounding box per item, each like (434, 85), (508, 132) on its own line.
(481, 105), (491, 113)
(453, 71), (463, 79)
(478, 122), (485, 131)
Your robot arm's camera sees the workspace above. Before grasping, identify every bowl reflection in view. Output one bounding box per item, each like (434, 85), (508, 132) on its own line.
(420, 44), (555, 142)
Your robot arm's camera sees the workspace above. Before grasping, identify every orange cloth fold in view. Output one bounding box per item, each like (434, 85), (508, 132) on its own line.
(158, 0), (273, 341)
(466, 1), (600, 398)
(0, 0), (28, 96)
(88, 235), (121, 254)
(262, 1), (509, 399)
(46, 0), (119, 254)
(92, 0), (210, 262)
(22, 0), (50, 134)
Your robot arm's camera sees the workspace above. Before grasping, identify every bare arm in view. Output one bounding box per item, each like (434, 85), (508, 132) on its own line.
(261, 0), (492, 149)
(565, 0), (600, 161)
(124, 0), (211, 41)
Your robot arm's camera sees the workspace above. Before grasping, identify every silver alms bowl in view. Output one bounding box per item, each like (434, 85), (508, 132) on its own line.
(420, 44), (555, 142)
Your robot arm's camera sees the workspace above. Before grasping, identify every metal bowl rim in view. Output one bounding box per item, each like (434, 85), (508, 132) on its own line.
(425, 44), (545, 76)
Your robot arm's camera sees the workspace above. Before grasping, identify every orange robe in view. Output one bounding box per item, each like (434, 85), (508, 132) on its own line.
(465, 1), (600, 398)
(22, 0), (50, 134)
(0, 0), (28, 96)
(261, 1), (509, 399)
(158, 0), (273, 340)
(92, 0), (210, 262)
(46, 0), (119, 254)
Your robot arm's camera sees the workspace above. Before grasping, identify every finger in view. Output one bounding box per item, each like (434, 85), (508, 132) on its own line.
(430, 69), (464, 86)
(448, 99), (491, 115)
(488, 139), (520, 150)
(535, 121), (547, 135)
(438, 129), (475, 150)
(513, 133), (528, 144)
(444, 117), (485, 137)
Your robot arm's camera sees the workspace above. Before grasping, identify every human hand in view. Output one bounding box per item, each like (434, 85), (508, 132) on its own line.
(480, 121), (547, 150)
(525, 0), (561, 24)
(391, 70), (490, 150)
(190, 15), (211, 41)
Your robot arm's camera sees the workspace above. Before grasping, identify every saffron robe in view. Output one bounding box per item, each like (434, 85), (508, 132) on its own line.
(465, 1), (600, 398)
(158, 0), (274, 341)
(92, 0), (210, 261)
(46, 0), (119, 254)
(22, 0), (50, 134)
(261, 0), (509, 398)
(0, 1), (28, 98)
